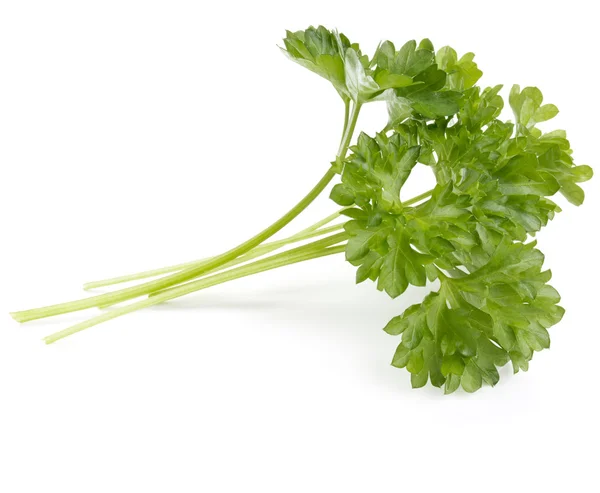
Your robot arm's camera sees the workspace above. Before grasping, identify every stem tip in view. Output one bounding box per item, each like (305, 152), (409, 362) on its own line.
(10, 312), (26, 323)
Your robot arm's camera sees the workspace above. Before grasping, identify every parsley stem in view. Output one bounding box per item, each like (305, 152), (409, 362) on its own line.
(92, 223), (344, 309)
(146, 224), (345, 298)
(342, 99), (350, 137)
(42, 234), (348, 344)
(90, 183), (431, 306)
(84, 184), (432, 292)
(338, 102), (361, 156)
(148, 231), (348, 299)
(10, 169), (337, 323)
(83, 209), (347, 290)
(11, 104), (361, 324)
(402, 188), (434, 207)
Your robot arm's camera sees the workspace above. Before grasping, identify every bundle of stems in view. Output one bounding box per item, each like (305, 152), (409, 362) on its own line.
(10, 99), (431, 344)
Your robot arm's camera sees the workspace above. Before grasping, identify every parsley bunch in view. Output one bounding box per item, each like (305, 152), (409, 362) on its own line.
(11, 26), (592, 393)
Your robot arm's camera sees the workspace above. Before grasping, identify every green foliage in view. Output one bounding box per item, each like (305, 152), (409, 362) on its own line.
(510, 85), (559, 131)
(436, 46), (483, 90)
(282, 26), (469, 119)
(384, 240), (563, 393)
(282, 26), (355, 101)
(318, 33), (592, 391)
(332, 132), (421, 213)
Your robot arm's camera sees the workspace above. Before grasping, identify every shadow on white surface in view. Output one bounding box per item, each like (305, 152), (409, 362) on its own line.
(6, 268), (518, 397)
(144, 277), (517, 396)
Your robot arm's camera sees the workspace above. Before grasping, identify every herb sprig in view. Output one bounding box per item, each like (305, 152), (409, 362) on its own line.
(11, 26), (592, 393)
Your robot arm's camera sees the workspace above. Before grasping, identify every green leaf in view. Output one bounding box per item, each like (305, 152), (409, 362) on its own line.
(281, 26), (359, 101)
(444, 374), (461, 394)
(535, 104), (559, 122)
(383, 240), (562, 392)
(313, 29), (593, 392)
(573, 165), (593, 182)
(344, 221), (388, 261)
(461, 362), (483, 392)
(374, 71), (413, 90)
(377, 229), (428, 298)
(437, 47), (482, 90)
(340, 132), (420, 212)
(409, 90), (462, 119)
(400, 64), (447, 95)
(382, 91), (413, 127)
(383, 313), (410, 335)
(510, 85), (559, 131)
(393, 40), (435, 76)
(330, 184), (355, 206)
(344, 47), (380, 103)
(559, 181), (585, 205)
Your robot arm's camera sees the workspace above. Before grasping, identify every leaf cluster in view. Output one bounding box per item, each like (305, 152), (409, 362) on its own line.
(282, 26), (468, 119)
(284, 26), (592, 392)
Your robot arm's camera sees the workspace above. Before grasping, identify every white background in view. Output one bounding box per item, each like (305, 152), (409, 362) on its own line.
(1, 1), (598, 491)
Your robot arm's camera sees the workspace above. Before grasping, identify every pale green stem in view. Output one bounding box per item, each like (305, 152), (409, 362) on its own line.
(402, 188), (434, 207)
(128, 189), (434, 301)
(337, 102), (361, 156)
(11, 103), (362, 324)
(43, 235), (348, 344)
(11, 169), (336, 323)
(84, 209), (346, 290)
(86, 188), (433, 292)
(341, 99), (350, 142)
(97, 223), (344, 309)
(149, 232), (347, 300)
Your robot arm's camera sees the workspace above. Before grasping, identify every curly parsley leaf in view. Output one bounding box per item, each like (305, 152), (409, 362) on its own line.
(436, 46), (483, 90)
(510, 85), (559, 131)
(343, 47), (380, 103)
(385, 240), (563, 393)
(281, 26), (356, 101)
(283, 30), (466, 118)
(331, 132), (421, 213)
(329, 51), (592, 391)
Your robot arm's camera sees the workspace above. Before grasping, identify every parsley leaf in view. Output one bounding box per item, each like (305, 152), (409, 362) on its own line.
(283, 29), (467, 117)
(385, 240), (563, 393)
(330, 46), (592, 391)
(282, 26), (357, 101)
